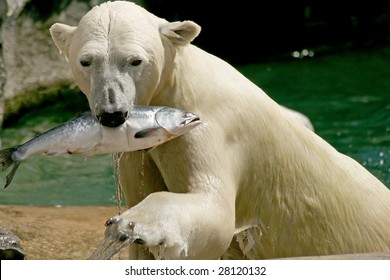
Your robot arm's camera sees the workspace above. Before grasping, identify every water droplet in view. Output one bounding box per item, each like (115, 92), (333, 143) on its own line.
(302, 49), (309, 56)
(292, 51), (300, 58)
(113, 153), (124, 214)
(140, 152), (145, 188)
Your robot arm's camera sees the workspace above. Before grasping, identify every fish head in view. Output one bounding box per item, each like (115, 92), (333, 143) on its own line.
(50, 2), (200, 128)
(155, 108), (201, 136)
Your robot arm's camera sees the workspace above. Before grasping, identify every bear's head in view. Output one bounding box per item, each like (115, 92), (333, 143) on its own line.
(50, 1), (200, 127)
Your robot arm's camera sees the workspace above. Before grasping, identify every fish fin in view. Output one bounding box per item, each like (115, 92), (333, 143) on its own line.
(4, 161), (20, 189)
(134, 128), (159, 138)
(0, 147), (20, 188)
(0, 147), (17, 171)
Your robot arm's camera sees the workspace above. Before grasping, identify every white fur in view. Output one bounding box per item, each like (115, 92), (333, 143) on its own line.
(51, 1), (390, 259)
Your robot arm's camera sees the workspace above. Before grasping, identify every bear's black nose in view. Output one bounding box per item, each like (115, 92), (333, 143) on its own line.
(97, 111), (128, 128)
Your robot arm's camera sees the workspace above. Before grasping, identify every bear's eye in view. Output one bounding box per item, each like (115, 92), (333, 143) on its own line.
(80, 60), (91, 67)
(130, 59), (142, 66)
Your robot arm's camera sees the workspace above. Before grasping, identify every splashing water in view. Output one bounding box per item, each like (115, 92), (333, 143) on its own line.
(113, 153), (124, 214)
(92, 151), (147, 260)
(140, 151), (145, 189)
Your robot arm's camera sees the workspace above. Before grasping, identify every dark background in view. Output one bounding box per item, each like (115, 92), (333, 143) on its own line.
(24, 0), (390, 64)
(146, 0), (390, 64)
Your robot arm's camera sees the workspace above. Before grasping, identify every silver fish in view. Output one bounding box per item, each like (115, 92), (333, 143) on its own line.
(0, 106), (201, 188)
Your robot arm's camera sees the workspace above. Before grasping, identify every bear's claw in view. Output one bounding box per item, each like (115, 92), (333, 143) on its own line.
(90, 217), (149, 259)
(105, 217), (120, 226)
(133, 238), (146, 244)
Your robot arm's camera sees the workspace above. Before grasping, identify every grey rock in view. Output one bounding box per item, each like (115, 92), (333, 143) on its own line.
(0, 227), (26, 260)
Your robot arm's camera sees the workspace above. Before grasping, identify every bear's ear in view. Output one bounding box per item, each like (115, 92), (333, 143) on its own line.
(160, 20), (201, 46)
(50, 23), (77, 59)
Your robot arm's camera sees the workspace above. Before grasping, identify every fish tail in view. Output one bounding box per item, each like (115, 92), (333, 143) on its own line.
(0, 147), (20, 188)
(0, 147), (17, 171)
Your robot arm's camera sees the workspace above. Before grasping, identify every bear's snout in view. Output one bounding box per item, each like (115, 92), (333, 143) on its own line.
(97, 111), (128, 128)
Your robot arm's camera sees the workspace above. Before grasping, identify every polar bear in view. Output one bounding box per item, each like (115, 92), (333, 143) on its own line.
(50, 1), (390, 259)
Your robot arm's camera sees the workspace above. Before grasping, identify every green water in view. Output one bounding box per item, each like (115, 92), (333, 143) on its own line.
(0, 46), (389, 206)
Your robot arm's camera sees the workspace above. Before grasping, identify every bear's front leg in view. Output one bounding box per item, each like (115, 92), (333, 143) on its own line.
(92, 190), (236, 260)
(113, 122), (240, 259)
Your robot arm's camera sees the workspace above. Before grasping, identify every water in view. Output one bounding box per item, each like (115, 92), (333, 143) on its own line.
(239, 46), (390, 187)
(0, 46), (389, 206)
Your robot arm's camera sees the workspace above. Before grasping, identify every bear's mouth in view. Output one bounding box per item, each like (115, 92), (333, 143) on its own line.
(97, 111), (128, 128)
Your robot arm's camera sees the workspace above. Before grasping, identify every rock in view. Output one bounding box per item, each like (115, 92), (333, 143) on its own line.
(0, 227), (26, 260)
(0, 0), (109, 126)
